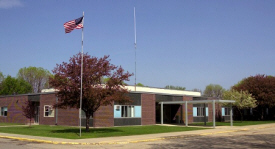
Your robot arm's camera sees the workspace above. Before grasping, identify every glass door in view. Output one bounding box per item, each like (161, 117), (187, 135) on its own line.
(34, 106), (39, 124)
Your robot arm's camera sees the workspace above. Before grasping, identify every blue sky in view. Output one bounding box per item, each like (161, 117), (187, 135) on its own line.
(0, 0), (275, 91)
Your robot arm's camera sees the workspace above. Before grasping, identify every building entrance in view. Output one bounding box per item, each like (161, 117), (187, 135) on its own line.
(34, 104), (39, 124)
(156, 104), (182, 124)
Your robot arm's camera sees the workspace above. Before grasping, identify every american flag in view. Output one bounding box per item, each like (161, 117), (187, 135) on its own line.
(63, 17), (83, 33)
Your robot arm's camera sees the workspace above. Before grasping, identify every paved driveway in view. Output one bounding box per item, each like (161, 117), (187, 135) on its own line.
(148, 128), (275, 149)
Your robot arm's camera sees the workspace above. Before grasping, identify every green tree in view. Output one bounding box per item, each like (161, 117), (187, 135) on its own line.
(101, 77), (128, 85)
(232, 74), (275, 120)
(192, 88), (202, 92)
(49, 53), (133, 132)
(165, 85), (186, 90)
(136, 83), (144, 87)
(101, 77), (110, 84)
(0, 76), (32, 95)
(0, 71), (4, 83)
(17, 66), (51, 93)
(223, 89), (257, 122)
(0, 72), (4, 91)
(203, 84), (224, 98)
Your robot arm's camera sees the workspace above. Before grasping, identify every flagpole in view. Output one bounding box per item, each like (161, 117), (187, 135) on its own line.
(80, 11), (84, 137)
(134, 7), (137, 91)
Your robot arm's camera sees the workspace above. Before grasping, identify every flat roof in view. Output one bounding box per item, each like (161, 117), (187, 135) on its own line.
(42, 86), (201, 97)
(126, 86), (201, 97)
(158, 99), (235, 104)
(0, 91), (54, 98)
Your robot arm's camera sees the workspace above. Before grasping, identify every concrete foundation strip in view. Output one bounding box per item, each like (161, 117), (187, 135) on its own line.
(0, 125), (274, 145)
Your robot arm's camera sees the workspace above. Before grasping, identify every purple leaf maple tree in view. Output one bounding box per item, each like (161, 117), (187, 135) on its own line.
(22, 100), (35, 127)
(50, 52), (133, 132)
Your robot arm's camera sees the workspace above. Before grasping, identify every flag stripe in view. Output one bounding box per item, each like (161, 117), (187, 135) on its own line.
(63, 17), (83, 33)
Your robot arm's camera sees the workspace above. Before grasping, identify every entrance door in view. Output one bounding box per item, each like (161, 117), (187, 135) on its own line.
(34, 106), (39, 124)
(156, 104), (182, 124)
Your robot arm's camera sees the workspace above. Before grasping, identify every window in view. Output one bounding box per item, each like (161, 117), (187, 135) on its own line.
(193, 107), (208, 117)
(44, 105), (54, 117)
(197, 107), (204, 116)
(121, 106), (135, 117)
(222, 107), (230, 116)
(225, 108), (230, 116)
(114, 105), (141, 118)
(1, 107), (7, 116)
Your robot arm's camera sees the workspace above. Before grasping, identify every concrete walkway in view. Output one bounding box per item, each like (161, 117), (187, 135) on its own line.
(0, 123), (274, 145)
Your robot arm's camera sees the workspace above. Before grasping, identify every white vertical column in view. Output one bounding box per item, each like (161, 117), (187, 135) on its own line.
(181, 104), (183, 124)
(230, 103), (233, 126)
(185, 101), (188, 127)
(161, 102), (163, 125)
(213, 100), (216, 128)
(55, 97), (58, 125)
(204, 103), (206, 126)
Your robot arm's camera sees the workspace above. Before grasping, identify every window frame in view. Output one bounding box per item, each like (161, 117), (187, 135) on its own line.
(223, 107), (230, 116)
(197, 107), (204, 117)
(0, 106), (7, 117)
(193, 106), (207, 117)
(44, 105), (54, 117)
(114, 105), (141, 118)
(121, 105), (135, 118)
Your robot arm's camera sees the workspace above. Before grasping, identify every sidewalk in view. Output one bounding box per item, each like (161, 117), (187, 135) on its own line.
(0, 123), (274, 145)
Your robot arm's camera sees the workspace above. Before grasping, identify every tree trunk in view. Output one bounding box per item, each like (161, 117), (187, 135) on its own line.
(85, 113), (90, 132)
(29, 118), (31, 127)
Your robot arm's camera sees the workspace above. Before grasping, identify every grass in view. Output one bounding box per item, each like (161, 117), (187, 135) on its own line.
(190, 120), (275, 126)
(0, 122), (24, 126)
(0, 125), (207, 139)
(1, 121), (273, 139)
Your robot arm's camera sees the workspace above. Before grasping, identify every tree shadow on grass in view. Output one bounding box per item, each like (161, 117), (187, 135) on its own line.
(18, 126), (36, 130)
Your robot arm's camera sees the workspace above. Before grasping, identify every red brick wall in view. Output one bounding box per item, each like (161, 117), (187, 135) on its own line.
(207, 99), (222, 122)
(40, 93), (115, 127)
(182, 96), (193, 123)
(39, 94), (56, 125)
(40, 93), (79, 126)
(0, 96), (28, 124)
(141, 94), (155, 125)
(57, 107), (79, 126)
(208, 103), (213, 122)
(93, 105), (114, 127)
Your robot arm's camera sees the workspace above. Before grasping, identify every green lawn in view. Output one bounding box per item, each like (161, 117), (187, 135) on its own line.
(0, 125), (207, 139)
(190, 121), (275, 126)
(0, 123), (24, 126)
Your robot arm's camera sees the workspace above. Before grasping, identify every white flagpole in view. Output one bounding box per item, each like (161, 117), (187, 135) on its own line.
(134, 7), (137, 91)
(80, 11), (84, 137)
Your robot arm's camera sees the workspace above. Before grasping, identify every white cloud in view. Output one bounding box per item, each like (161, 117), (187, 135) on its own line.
(0, 0), (23, 9)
